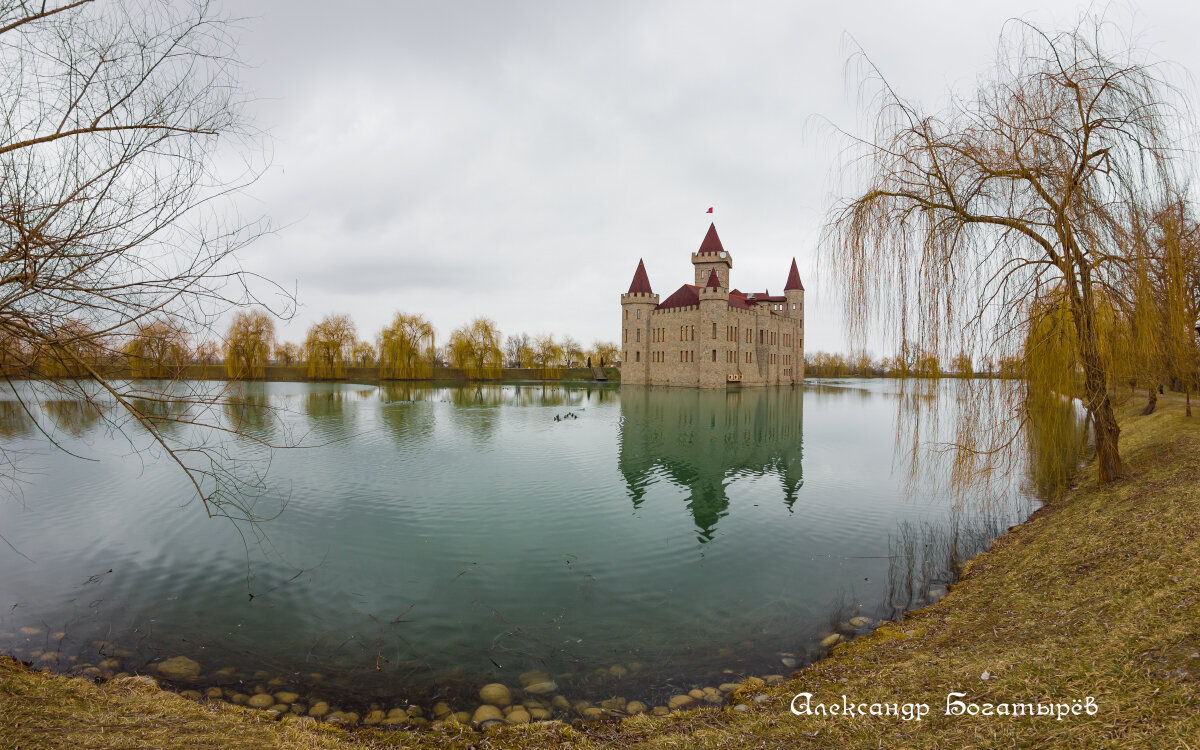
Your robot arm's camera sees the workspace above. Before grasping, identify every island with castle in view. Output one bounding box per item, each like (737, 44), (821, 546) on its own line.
(620, 223), (805, 388)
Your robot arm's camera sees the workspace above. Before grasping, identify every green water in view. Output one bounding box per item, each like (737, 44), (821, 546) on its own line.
(0, 379), (1033, 711)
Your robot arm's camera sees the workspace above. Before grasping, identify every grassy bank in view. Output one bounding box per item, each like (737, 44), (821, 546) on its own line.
(2, 398), (1197, 749)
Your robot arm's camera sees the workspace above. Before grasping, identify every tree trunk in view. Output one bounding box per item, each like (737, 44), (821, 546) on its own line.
(1071, 274), (1124, 483)
(1187, 388), (1193, 418)
(1141, 387), (1157, 415)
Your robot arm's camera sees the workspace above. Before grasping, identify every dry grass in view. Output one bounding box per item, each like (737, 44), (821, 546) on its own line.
(2, 397), (1197, 749)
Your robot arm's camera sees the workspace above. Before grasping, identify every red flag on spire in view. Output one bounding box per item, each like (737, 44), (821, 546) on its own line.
(706, 207), (713, 213)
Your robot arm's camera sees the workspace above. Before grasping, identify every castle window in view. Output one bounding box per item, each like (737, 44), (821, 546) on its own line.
(636, 329), (641, 342)
(792, 303), (796, 310)
(636, 351), (640, 362)
(712, 322), (717, 338)
(637, 309), (641, 319)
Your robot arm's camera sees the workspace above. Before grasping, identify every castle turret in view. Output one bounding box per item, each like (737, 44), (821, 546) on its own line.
(691, 223), (732, 289)
(784, 258), (805, 380)
(698, 268), (730, 388)
(621, 259), (658, 384)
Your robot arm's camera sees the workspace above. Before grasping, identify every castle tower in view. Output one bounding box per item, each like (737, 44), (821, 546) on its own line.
(691, 223), (732, 289)
(697, 268), (730, 388)
(621, 258), (658, 384)
(784, 258), (805, 380)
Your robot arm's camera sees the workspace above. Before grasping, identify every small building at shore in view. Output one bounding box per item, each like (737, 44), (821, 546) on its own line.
(620, 224), (805, 388)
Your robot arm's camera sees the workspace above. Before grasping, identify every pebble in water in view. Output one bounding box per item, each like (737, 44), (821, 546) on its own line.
(518, 670), (551, 687)
(363, 710), (386, 725)
(651, 706), (670, 716)
(764, 674), (785, 685)
(508, 708), (531, 724)
(581, 707), (604, 720)
(204, 687), (223, 699)
(849, 616), (873, 628)
(609, 665), (629, 677)
(153, 656), (201, 681)
(308, 701), (329, 717)
(625, 701), (647, 715)
(819, 633), (843, 648)
(479, 683), (512, 707)
(529, 707), (552, 720)
(687, 689), (705, 701)
(551, 695), (571, 711)
(180, 690), (202, 701)
(668, 695), (694, 710)
(274, 691), (299, 704)
(19, 627), (40, 636)
(781, 657), (797, 668)
(230, 693), (249, 705)
(472, 704), (504, 724)
(524, 680), (557, 695)
(247, 694), (275, 709)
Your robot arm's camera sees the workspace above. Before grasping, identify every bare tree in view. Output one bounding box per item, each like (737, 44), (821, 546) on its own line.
(824, 14), (1193, 483)
(0, 1), (291, 518)
(504, 332), (532, 368)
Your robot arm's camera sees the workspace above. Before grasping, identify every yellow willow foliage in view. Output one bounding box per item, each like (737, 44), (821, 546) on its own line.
(533, 334), (563, 380)
(37, 320), (105, 377)
(448, 318), (502, 380)
(125, 320), (190, 379)
(1159, 205), (1200, 414)
(378, 313), (435, 380)
(224, 310), (275, 380)
(305, 314), (356, 379)
(1022, 291), (1088, 497)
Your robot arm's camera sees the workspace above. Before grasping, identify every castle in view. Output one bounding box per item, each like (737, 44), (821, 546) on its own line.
(620, 223), (805, 388)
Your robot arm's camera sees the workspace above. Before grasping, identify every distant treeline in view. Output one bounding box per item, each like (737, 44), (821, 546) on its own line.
(1, 312), (620, 382)
(804, 350), (1023, 379)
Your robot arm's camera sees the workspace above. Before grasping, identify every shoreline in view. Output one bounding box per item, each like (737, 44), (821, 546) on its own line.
(2, 396), (1197, 747)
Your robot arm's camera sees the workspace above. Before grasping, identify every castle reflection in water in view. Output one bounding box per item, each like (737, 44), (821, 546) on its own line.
(617, 386), (804, 541)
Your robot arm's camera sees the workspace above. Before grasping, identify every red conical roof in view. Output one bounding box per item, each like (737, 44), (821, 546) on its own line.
(696, 223), (725, 255)
(627, 258), (653, 294)
(705, 268), (721, 289)
(784, 258), (804, 291)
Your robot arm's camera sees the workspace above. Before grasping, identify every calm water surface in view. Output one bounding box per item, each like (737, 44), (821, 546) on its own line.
(0, 379), (1035, 710)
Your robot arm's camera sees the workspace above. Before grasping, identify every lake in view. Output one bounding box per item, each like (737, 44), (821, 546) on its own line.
(0, 378), (1036, 718)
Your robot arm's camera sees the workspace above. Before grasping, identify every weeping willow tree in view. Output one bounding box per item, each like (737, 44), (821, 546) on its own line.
(532, 334), (563, 379)
(448, 317), (502, 379)
(823, 14), (1194, 485)
(1123, 200), (1200, 416)
(124, 319), (190, 378)
(224, 310), (275, 380)
(378, 312), (435, 379)
(304, 314), (356, 379)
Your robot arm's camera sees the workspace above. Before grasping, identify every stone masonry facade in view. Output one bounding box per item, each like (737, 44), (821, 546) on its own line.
(620, 224), (805, 388)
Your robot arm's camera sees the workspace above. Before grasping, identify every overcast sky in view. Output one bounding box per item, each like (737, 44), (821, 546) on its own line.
(217, 0), (1200, 356)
